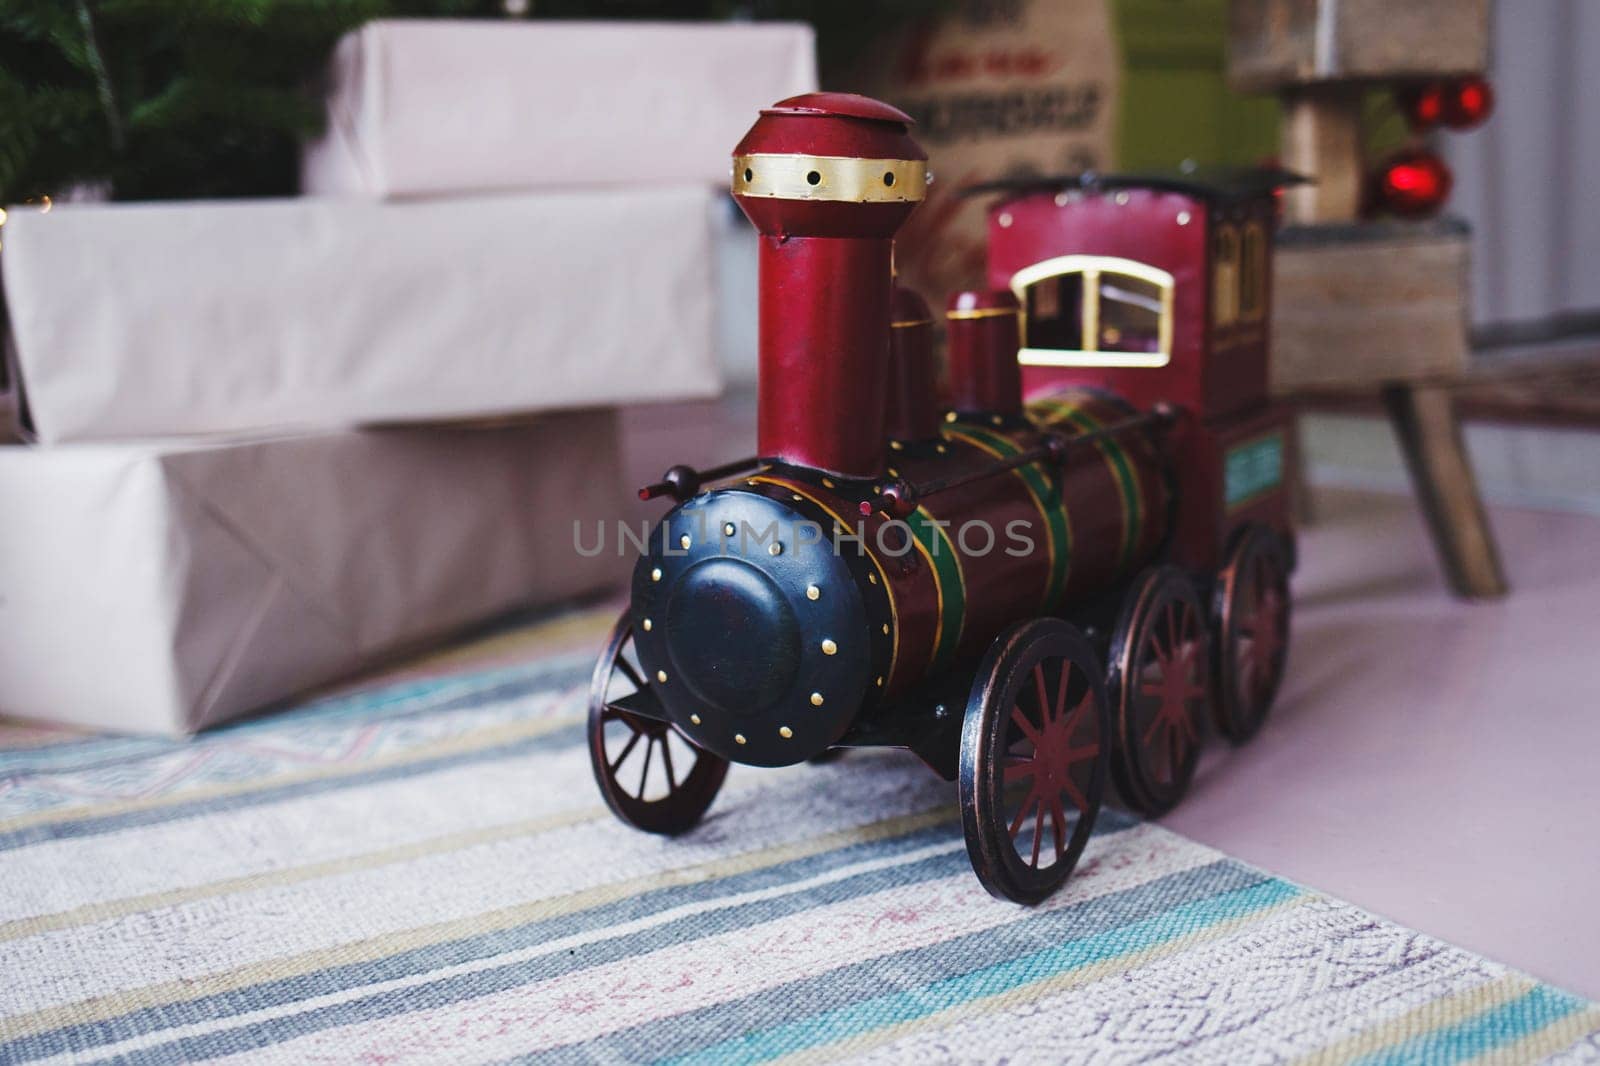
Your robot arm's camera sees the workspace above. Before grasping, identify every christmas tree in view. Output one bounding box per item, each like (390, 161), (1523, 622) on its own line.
(0, 1), (934, 203)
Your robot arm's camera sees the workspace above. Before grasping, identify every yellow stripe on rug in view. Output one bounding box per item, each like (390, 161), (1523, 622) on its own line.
(0, 710), (583, 835)
(1292, 974), (1532, 1065)
(1, 803), (960, 1041)
(1469, 1004), (1600, 1064)
(0, 803), (605, 943)
(771, 895), (1314, 1066)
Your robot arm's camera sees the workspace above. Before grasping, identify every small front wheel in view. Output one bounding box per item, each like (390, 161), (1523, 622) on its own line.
(588, 612), (729, 835)
(959, 619), (1110, 905)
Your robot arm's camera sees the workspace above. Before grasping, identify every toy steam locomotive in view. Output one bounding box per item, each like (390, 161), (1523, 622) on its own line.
(588, 93), (1295, 904)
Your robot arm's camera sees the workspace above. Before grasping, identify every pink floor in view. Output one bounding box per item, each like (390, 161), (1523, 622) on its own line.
(1163, 488), (1600, 1000)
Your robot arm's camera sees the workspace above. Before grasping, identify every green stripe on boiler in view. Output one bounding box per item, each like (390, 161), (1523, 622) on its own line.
(1054, 405), (1143, 570)
(942, 423), (1071, 611)
(906, 508), (965, 673)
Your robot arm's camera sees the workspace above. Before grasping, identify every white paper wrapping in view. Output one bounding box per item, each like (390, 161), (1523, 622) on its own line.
(0, 412), (626, 735)
(1, 186), (721, 444)
(300, 19), (817, 198)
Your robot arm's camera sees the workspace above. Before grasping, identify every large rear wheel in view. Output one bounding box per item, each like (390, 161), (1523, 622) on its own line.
(1106, 567), (1212, 816)
(1213, 526), (1292, 743)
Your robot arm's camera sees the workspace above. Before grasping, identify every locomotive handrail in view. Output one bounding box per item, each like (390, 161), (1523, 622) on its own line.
(865, 404), (1178, 519)
(639, 455), (762, 503)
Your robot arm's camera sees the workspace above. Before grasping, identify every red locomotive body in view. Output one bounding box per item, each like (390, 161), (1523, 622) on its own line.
(589, 95), (1296, 905)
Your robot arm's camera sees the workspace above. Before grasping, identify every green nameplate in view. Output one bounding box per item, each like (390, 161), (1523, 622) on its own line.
(1225, 431), (1284, 509)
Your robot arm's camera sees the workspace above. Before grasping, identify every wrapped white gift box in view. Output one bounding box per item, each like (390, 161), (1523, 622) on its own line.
(1, 186), (720, 444)
(300, 19), (817, 199)
(0, 412), (626, 735)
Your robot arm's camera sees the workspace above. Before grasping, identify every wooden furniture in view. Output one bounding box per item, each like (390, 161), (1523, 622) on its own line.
(1229, 0), (1505, 598)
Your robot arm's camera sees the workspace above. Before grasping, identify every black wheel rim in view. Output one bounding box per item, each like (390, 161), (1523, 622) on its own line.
(588, 614), (729, 835)
(1215, 530), (1291, 744)
(1109, 568), (1211, 816)
(960, 619), (1109, 905)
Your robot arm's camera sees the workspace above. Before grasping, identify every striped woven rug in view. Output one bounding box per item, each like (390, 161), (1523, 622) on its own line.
(1, 604), (1596, 1065)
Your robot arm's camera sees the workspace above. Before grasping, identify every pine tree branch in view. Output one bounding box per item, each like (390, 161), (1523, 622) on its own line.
(75, 0), (125, 150)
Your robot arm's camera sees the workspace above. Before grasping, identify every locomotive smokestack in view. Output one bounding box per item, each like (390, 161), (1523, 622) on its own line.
(946, 289), (1024, 417)
(732, 94), (928, 478)
(886, 285), (939, 441)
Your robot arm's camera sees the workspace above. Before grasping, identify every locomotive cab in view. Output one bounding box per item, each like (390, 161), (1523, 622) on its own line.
(981, 170), (1300, 574)
(982, 169), (1297, 421)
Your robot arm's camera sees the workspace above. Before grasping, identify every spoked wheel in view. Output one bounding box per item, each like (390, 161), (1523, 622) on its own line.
(1214, 525), (1292, 744)
(588, 613), (729, 835)
(1106, 567), (1212, 817)
(959, 618), (1110, 905)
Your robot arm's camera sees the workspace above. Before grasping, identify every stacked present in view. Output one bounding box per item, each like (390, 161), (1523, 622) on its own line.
(0, 19), (816, 735)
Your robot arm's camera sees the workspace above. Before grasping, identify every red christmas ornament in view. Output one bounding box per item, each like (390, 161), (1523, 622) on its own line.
(1398, 82), (1448, 130)
(1374, 149), (1453, 218)
(1442, 75), (1495, 129)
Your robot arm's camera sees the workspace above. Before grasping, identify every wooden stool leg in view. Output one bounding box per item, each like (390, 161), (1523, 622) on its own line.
(1380, 383), (1508, 599)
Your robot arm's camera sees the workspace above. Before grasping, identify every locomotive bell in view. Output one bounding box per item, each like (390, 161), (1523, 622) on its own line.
(732, 93), (929, 479)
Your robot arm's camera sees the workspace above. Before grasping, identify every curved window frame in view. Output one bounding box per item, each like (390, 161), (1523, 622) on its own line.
(1213, 224), (1241, 328)
(1009, 255), (1175, 369)
(1239, 221), (1267, 323)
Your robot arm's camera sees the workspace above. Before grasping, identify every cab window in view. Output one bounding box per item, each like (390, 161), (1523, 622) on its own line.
(1011, 255), (1174, 368)
(1213, 225), (1240, 328)
(1239, 221), (1267, 321)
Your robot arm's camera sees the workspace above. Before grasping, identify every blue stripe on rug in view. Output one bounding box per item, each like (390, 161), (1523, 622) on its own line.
(0, 658), (590, 781)
(1352, 985), (1587, 1066)
(0, 813), (993, 1062)
(0, 718), (587, 853)
(520, 860), (1279, 1066)
(7, 817), (1152, 1065)
(649, 877), (1301, 1066)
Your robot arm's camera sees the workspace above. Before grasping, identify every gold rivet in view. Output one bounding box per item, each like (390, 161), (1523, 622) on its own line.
(810, 692), (824, 706)
(747, 479), (759, 486)
(768, 543), (783, 556)
(821, 639), (838, 656)
(882, 623), (890, 635)
(998, 211), (1014, 227)
(650, 567), (662, 582)
(936, 443), (948, 454)
(792, 493), (803, 501)
(779, 726), (793, 739)
(656, 670), (668, 683)
(723, 522), (736, 536)
(735, 733), (747, 745)
(888, 467), (899, 477)
(1176, 210), (1192, 226)
(875, 676), (884, 687)
(806, 584), (820, 600)
(822, 478), (835, 488)
(690, 713), (702, 725)
(679, 534), (691, 549)
(945, 411), (957, 423)
(1115, 191), (1130, 205)
(868, 573), (878, 585)
(991, 415), (1003, 426)
(642, 618), (653, 631)
(890, 440), (904, 451)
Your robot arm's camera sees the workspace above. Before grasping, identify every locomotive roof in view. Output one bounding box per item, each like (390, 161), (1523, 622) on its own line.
(964, 167), (1307, 206)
